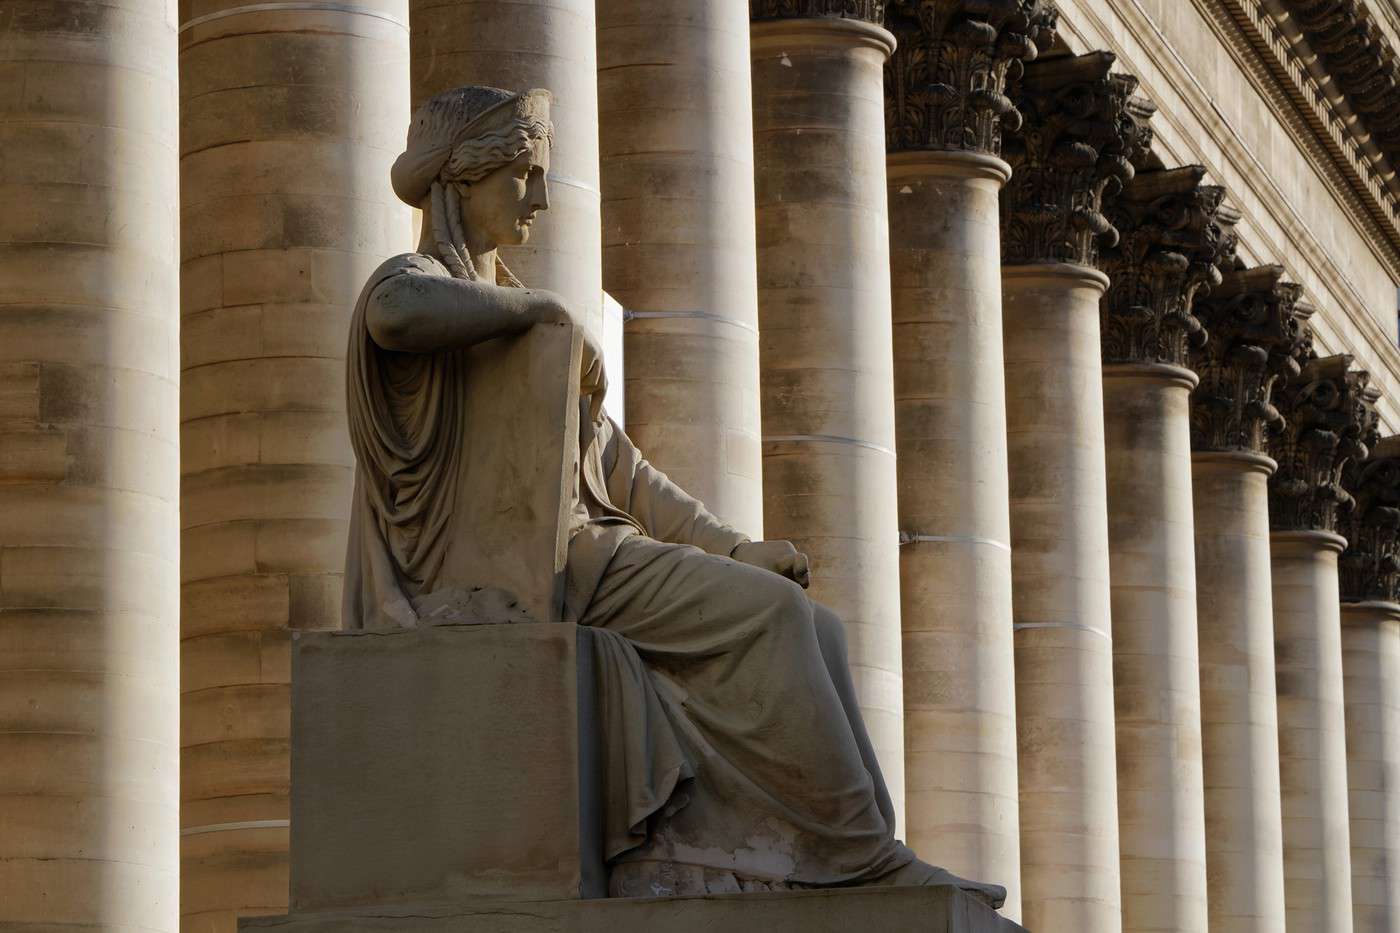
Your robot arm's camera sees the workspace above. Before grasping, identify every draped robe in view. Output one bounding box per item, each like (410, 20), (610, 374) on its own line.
(343, 252), (918, 894)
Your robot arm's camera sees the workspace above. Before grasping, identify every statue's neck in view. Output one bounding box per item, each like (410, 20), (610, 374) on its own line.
(417, 198), (498, 282)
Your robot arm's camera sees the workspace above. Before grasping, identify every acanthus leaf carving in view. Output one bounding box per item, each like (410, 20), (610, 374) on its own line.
(1098, 166), (1240, 368)
(1268, 353), (1382, 533)
(750, 0), (886, 22)
(1000, 51), (1156, 266)
(1339, 435), (1400, 603)
(1189, 266), (1313, 454)
(884, 0), (1059, 156)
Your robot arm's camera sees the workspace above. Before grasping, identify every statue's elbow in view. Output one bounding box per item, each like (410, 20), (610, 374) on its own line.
(366, 284), (419, 351)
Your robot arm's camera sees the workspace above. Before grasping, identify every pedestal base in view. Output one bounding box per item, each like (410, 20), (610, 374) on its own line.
(245, 886), (1026, 932)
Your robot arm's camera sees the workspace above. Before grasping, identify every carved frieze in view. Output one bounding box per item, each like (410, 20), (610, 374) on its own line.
(1339, 435), (1400, 602)
(1268, 353), (1382, 533)
(1098, 166), (1240, 368)
(1189, 266), (1313, 454)
(1000, 51), (1156, 266)
(750, 0), (886, 21)
(884, 0), (1059, 156)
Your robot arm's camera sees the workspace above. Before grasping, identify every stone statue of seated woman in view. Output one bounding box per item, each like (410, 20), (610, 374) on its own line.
(342, 83), (1005, 906)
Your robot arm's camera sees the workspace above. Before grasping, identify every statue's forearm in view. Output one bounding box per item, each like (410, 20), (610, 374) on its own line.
(366, 273), (565, 353)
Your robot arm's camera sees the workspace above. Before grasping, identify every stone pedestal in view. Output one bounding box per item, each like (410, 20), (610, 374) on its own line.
(1102, 363), (1210, 933)
(888, 150), (1021, 916)
(1192, 452), (1287, 933)
(1272, 530), (1356, 933)
(1341, 600), (1400, 933)
(245, 886), (1027, 932)
(0, 2), (180, 930)
(750, 14), (905, 828)
(408, 0), (603, 334)
(177, 4), (412, 926)
(255, 615), (1025, 933)
(597, 0), (764, 533)
(1002, 264), (1120, 932)
(289, 622), (602, 908)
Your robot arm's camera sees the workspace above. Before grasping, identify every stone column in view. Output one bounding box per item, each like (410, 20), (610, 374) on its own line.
(595, 0), (763, 532)
(0, 2), (180, 931)
(1337, 436), (1400, 933)
(411, 0), (603, 334)
(884, 2), (1057, 917)
(177, 4), (411, 929)
(1188, 266), (1311, 933)
(1269, 354), (1381, 933)
(749, 1), (904, 824)
(1099, 165), (1239, 933)
(998, 51), (1152, 933)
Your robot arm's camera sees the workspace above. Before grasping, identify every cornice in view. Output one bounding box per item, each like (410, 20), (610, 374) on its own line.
(1204, 0), (1400, 275)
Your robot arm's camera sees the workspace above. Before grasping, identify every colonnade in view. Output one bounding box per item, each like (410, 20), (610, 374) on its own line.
(5, 2), (1400, 933)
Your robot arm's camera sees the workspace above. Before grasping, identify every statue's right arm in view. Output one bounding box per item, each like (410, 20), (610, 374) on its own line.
(365, 272), (570, 353)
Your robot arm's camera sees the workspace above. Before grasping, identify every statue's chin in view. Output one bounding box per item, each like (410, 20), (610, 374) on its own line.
(498, 225), (530, 247)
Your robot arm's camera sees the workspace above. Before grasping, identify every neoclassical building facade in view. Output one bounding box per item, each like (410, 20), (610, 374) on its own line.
(3, 0), (1400, 931)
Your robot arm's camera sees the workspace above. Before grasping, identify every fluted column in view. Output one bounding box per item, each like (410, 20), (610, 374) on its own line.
(1189, 266), (1310, 933)
(1337, 436), (1400, 933)
(1269, 354), (1380, 933)
(177, 5), (411, 928)
(1099, 165), (1238, 933)
(596, 0), (763, 532)
(750, 1), (904, 825)
(998, 51), (1150, 933)
(411, 0), (603, 333)
(0, 2), (180, 930)
(885, 2), (1057, 916)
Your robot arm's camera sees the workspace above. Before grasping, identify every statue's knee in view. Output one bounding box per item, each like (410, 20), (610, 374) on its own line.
(756, 575), (813, 634)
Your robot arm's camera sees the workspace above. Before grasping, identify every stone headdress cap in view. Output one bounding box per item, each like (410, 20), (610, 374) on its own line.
(390, 86), (553, 207)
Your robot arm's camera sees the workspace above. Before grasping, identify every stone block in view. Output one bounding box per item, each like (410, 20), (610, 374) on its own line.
(245, 886), (1027, 932)
(289, 622), (603, 912)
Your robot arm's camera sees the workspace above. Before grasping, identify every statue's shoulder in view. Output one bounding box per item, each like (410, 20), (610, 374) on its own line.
(373, 251), (449, 282)
(357, 252), (450, 309)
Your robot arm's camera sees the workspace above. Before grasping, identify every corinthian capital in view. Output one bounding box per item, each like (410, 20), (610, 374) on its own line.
(1269, 353), (1382, 533)
(1099, 166), (1240, 368)
(1340, 436), (1400, 602)
(1000, 51), (1156, 266)
(750, 0), (886, 21)
(885, 0), (1059, 156)
(1189, 266), (1313, 454)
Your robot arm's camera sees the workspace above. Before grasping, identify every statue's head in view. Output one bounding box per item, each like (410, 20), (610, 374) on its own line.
(391, 86), (554, 278)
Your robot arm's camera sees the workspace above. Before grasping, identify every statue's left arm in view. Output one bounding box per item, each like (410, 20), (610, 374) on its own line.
(598, 418), (750, 558)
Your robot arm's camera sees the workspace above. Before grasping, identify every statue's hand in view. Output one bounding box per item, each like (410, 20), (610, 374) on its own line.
(731, 540), (810, 589)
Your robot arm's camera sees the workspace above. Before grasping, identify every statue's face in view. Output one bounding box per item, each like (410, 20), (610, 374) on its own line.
(458, 136), (551, 248)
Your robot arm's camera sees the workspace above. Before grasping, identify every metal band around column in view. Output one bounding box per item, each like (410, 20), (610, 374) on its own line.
(181, 819), (292, 836)
(180, 1), (408, 31)
(546, 171), (601, 198)
(898, 532), (1012, 552)
(763, 434), (896, 457)
(625, 309), (759, 335)
(1013, 620), (1112, 642)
